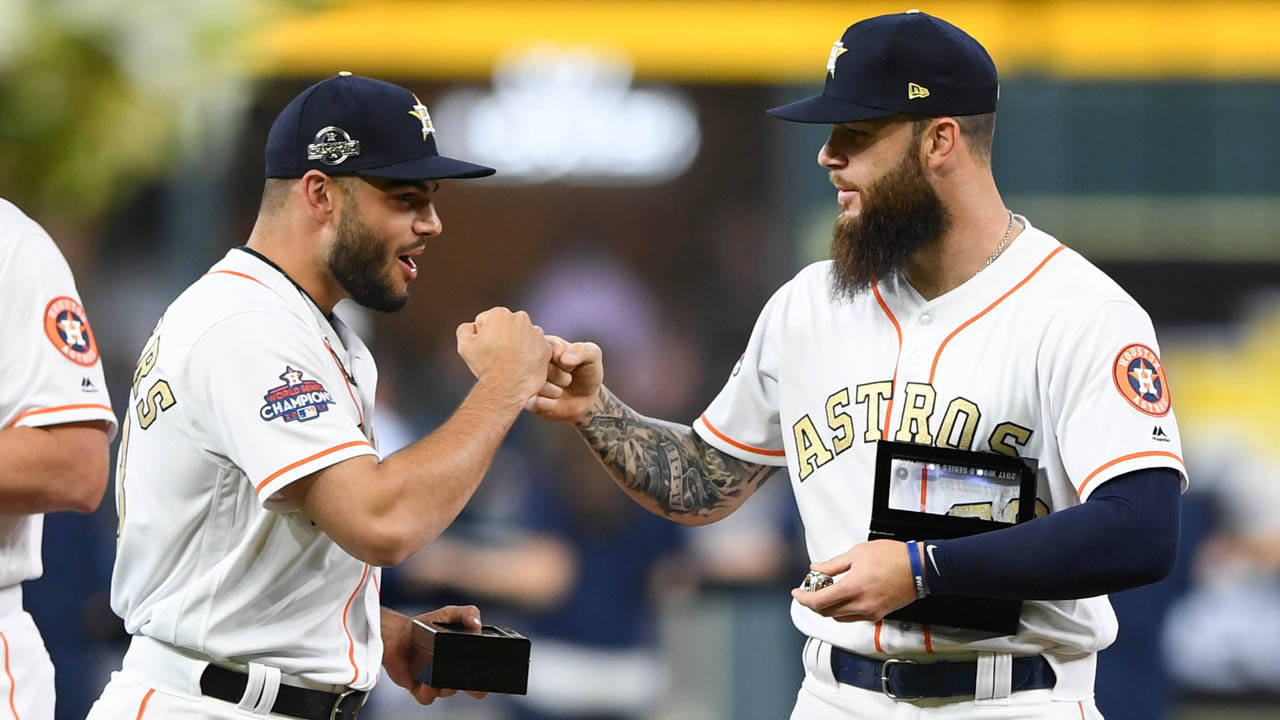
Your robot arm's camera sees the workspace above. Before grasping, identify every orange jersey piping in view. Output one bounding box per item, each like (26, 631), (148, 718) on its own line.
(872, 283), (903, 437)
(324, 339), (365, 428)
(135, 688), (155, 720)
(928, 245), (1066, 384)
(6, 403), (115, 429)
(204, 269), (268, 288)
(255, 440), (374, 493)
(343, 564), (371, 685)
(698, 414), (785, 457)
(1, 632), (16, 720)
(1078, 450), (1184, 498)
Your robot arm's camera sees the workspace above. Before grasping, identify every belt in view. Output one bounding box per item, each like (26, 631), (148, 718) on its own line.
(200, 664), (367, 720)
(830, 647), (1056, 700)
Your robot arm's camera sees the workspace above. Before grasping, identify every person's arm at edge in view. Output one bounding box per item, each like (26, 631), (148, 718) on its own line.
(792, 468), (1181, 622)
(282, 308), (551, 567)
(0, 420), (111, 514)
(531, 337), (774, 526)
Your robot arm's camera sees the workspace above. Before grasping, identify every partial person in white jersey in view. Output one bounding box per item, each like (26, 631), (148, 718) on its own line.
(87, 74), (551, 720)
(0, 198), (116, 719)
(519, 11), (1185, 720)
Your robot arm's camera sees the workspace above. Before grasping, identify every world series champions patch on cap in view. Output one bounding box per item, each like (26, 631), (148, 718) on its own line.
(265, 73), (495, 181)
(1113, 343), (1171, 417)
(43, 296), (99, 366)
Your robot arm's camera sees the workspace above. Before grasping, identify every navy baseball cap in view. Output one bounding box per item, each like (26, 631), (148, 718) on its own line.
(265, 73), (495, 180)
(768, 10), (998, 124)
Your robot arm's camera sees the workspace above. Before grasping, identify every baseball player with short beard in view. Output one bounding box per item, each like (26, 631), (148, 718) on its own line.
(522, 11), (1185, 720)
(0, 198), (116, 719)
(87, 74), (550, 719)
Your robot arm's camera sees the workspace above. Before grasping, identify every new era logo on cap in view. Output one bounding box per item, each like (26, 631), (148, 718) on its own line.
(265, 73), (494, 181)
(770, 11), (998, 124)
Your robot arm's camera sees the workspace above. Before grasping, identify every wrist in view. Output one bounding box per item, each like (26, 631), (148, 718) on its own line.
(906, 540), (928, 600)
(473, 372), (535, 413)
(572, 385), (610, 428)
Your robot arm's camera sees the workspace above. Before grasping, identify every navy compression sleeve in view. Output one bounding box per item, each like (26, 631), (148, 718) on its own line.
(921, 468), (1181, 600)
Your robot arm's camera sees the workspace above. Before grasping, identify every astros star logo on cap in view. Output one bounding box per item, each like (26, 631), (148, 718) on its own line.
(408, 94), (435, 141)
(826, 41), (847, 78)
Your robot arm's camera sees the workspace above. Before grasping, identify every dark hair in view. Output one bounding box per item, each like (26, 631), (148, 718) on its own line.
(258, 175), (361, 215)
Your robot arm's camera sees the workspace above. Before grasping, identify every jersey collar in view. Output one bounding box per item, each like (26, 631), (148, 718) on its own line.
(876, 214), (1057, 313)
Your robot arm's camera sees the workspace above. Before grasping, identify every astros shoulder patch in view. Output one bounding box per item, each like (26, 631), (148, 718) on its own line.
(1112, 343), (1171, 417)
(44, 296), (99, 366)
(260, 366), (335, 423)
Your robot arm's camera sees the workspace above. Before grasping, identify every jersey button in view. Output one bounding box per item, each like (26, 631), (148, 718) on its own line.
(919, 313), (932, 325)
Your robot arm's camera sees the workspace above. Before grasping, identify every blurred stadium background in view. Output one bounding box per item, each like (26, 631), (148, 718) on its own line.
(6, 1), (1279, 718)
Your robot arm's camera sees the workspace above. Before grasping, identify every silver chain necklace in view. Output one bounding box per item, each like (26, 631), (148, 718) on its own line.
(980, 211), (1016, 272)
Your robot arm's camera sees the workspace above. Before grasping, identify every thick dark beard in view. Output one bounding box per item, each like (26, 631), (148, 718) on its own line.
(329, 200), (409, 313)
(829, 148), (949, 301)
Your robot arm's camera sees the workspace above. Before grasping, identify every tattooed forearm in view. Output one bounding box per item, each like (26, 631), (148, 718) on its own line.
(577, 387), (774, 522)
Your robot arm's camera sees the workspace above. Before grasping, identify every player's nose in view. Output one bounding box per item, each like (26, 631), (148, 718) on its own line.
(414, 204), (442, 238)
(818, 129), (846, 170)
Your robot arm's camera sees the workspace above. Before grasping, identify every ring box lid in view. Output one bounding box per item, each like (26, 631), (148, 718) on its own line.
(411, 620), (531, 662)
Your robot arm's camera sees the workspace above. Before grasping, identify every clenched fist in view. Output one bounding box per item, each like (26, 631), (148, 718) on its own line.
(526, 335), (605, 424)
(456, 307), (552, 403)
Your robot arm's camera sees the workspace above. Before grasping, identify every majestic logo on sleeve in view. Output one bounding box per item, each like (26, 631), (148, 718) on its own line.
(259, 366), (335, 423)
(1113, 343), (1171, 417)
(43, 296), (99, 366)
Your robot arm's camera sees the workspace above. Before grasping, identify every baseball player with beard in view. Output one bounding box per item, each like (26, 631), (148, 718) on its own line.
(522, 11), (1185, 720)
(87, 74), (550, 719)
(0, 198), (116, 719)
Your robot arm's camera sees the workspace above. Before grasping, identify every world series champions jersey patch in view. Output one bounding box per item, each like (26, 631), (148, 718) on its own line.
(259, 366), (335, 423)
(1113, 343), (1171, 417)
(43, 296), (99, 366)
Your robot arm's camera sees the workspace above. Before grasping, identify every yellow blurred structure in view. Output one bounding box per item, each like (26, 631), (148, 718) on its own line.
(250, 0), (1280, 81)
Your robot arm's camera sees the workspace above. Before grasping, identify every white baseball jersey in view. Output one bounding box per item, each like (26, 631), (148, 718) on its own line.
(109, 247), (384, 690)
(0, 198), (117, 589)
(693, 216), (1186, 696)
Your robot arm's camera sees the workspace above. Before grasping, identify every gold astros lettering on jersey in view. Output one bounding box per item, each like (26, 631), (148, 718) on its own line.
(130, 329), (177, 431)
(936, 396), (981, 451)
(792, 414), (835, 481)
(792, 383), (1038, 481)
(854, 381), (893, 442)
(989, 421), (1034, 457)
(893, 382), (936, 444)
(825, 388), (856, 454)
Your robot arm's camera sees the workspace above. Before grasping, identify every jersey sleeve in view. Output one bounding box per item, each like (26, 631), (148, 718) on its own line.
(178, 312), (377, 510)
(1045, 299), (1188, 500)
(0, 229), (116, 436)
(693, 283), (790, 466)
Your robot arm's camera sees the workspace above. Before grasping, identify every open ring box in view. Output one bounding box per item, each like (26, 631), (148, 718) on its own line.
(871, 440), (1040, 636)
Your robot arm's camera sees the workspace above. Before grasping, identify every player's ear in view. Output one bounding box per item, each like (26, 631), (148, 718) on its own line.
(298, 170), (340, 223)
(920, 117), (960, 170)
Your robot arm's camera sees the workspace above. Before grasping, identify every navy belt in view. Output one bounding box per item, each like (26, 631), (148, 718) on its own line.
(830, 647), (1056, 700)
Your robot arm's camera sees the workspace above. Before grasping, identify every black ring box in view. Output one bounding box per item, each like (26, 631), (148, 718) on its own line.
(410, 620), (531, 695)
(871, 440), (1038, 636)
